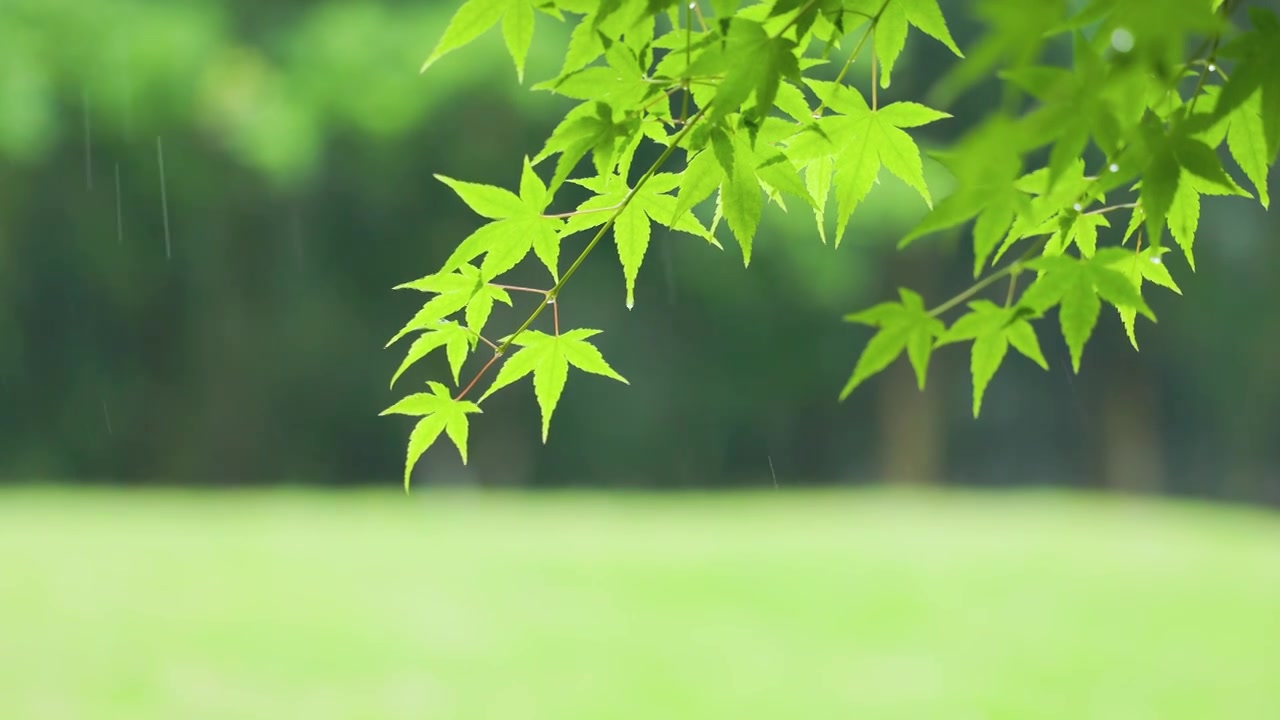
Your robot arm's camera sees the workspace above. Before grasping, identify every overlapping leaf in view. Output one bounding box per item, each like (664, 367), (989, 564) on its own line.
(390, 263), (513, 345)
(841, 289), (944, 400)
(937, 301), (1049, 416)
(874, 0), (964, 89)
(480, 329), (629, 441)
(562, 172), (717, 308)
(1019, 249), (1154, 372)
(422, 0), (542, 81)
(436, 157), (563, 281)
(1103, 246), (1182, 349)
(790, 81), (950, 246)
(381, 382), (482, 490)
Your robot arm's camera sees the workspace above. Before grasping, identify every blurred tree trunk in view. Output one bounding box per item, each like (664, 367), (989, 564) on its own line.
(876, 249), (945, 485)
(188, 199), (272, 482)
(878, 362), (944, 484)
(1222, 327), (1280, 503)
(1099, 369), (1165, 494)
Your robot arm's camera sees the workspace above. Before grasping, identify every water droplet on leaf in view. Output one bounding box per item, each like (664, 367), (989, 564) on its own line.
(1110, 28), (1134, 53)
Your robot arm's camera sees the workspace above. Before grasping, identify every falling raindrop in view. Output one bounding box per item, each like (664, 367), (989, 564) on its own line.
(101, 397), (114, 435)
(82, 89), (93, 190)
(768, 455), (778, 489)
(157, 136), (172, 259)
(114, 163), (124, 245)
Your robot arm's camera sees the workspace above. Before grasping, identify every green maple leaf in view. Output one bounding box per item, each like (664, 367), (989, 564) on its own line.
(751, 136), (818, 211)
(436, 158), (563, 281)
(799, 81), (950, 246)
(1213, 7), (1280, 163)
(772, 79), (815, 124)
(937, 301), (1049, 417)
(390, 263), (513, 345)
(990, 160), (1094, 267)
(1002, 35), (1121, 189)
(535, 36), (656, 109)
(555, 8), (606, 78)
(388, 321), (474, 389)
(1165, 175), (1199, 271)
(1139, 117), (1238, 248)
(841, 289), (945, 400)
(805, 154), (835, 244)
(710, 125), (765, 265)
(382, 382), (482, 490)
(1019, 250), (1155, 372)
(422, 0), (540, 82)
(671, 148), (726, 226)
(533, 101), (637, 194)
(1102, 246), (1182, 349)
(1225, 90), (1272, 209)
(480, 329), (628, 442)
(673, 123), (812, 259)
(1045, 212), (1109, 258)
(899, 118), (1026, 273)
(699, 17), (802, 121)
(874, 0), (964, 89)
(562, 172), (716, 308)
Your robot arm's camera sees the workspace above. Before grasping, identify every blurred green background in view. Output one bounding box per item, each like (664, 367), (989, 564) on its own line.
(2, 1), (1279, 717)
(1, 0), (1275, 497)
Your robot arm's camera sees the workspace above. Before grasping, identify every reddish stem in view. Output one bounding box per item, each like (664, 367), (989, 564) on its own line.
(455, 352), (501, 402)
(490, 283), (549, 295)
(541, 204), (622, 219)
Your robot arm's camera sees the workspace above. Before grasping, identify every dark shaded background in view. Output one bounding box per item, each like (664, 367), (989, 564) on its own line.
(1, 0), (1277, 503)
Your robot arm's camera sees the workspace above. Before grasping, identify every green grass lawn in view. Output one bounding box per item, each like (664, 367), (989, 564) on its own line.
(2, 486), (1278, 719)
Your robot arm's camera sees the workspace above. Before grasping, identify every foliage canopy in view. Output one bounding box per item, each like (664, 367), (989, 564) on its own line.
(388, 0), (1276, 489)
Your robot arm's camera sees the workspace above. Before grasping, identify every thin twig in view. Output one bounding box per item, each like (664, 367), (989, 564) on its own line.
(455, 352), (501, 401)
(871, 31), (879, 111)
(640, 84), (683, 115)
(490, 283), (550, 295)
(681, 0), (692, 125)
(470, 331), (499, 351)
(690, 0), (708, 31)
(541, 204), (622, 219)
(812, 0), (891, 117)
(929, 238), (1047, 317)
(963, 199), (1139, 309)
(499, 104), (711, 358)
(1085, 202), (1139, 216)
(778, 0), (819, 36)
